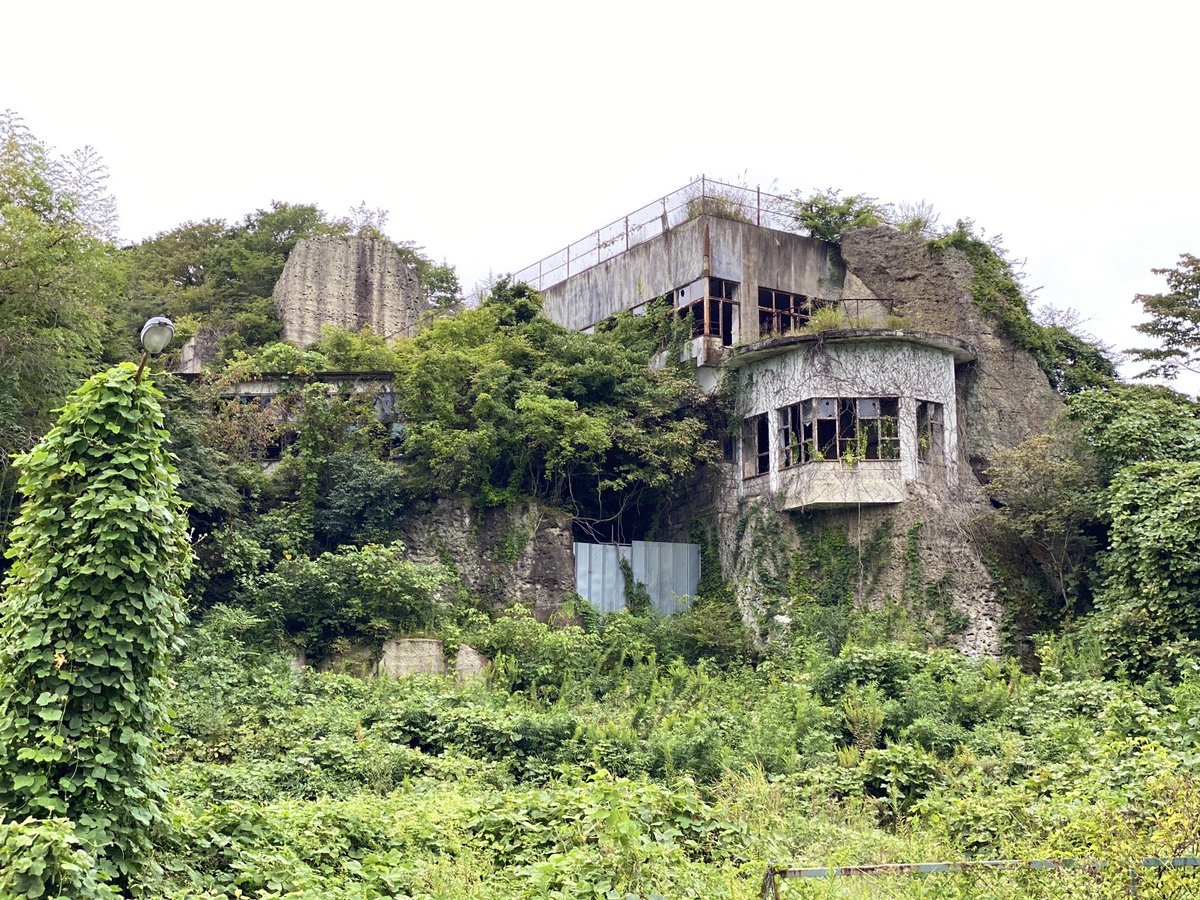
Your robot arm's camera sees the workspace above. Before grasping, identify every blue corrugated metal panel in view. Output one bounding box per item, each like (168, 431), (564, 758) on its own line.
(632, 540), (700, 614)
(573, 542), (628, 614)
(574, 541), (699, 615)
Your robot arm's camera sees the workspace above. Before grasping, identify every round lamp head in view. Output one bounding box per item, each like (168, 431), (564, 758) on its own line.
(140, 317), (175, 355)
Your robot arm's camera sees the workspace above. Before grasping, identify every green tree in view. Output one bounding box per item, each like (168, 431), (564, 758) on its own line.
(0, 364), (191, 883)
(1094, 460), (1200, 674)
(792, 188), (888, 242)
(392, 282), (722, 526)
(1065, 384), (1200, 481)
(0, 112), (125, 550)
(984, 428), (1101, 612)
(1129, 253), (1200, 380)
(250, 541), (448, 659)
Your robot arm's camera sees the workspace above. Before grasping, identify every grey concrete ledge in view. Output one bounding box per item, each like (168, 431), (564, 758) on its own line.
(726, 329), (977, 368)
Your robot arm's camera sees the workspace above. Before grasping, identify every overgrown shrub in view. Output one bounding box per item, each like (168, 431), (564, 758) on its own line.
(251, 541), (450, 659)
(0, 364), (191, 882)
(0, 817), (116, 899)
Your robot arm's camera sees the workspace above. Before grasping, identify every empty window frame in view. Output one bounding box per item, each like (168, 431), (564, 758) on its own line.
(917, 400), (945, 465)
(758, 287), (816, 336)
(678, 277), (739, 346)
(743, 413), (770, 478)
(777, 397), (899, 465)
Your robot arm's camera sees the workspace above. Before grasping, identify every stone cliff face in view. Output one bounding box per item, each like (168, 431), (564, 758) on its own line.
(394, 498), (576, 622)
(273, 235), (429, 347)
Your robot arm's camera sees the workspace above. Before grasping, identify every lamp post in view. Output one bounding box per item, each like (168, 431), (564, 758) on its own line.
(135, 317), (175, 383)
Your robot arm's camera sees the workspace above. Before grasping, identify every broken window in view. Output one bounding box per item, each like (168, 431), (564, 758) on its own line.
(777, 397), (899, 465)
(678, 278), (739, 346)
(917, 400), (945, 465)
(743, 413), (770, 478)
(855, 397), (900, 461)
(758, 287), (816, 336)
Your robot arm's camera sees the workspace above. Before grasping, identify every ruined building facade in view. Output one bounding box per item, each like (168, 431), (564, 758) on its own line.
(527, 183), (1062, 656)
(272, 234), (429, 346)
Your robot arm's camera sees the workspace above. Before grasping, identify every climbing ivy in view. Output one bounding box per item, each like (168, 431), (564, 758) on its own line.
(0, 364), (191, 884)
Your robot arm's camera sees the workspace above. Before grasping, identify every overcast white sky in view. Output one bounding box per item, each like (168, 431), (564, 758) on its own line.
(5, 1), (1198, 389)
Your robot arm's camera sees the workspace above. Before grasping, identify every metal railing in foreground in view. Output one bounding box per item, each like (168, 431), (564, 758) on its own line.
(761, 856), (1200, 898)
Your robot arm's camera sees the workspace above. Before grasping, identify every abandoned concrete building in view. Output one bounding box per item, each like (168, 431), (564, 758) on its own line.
(511, 179), (1062, 655)
(178, 179), (1062, 656)
(525, 181), (983, 514)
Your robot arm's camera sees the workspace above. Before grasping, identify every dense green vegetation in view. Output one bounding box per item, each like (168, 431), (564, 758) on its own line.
(5, 118), (1200, 897)
(9, 607), (1200, 897)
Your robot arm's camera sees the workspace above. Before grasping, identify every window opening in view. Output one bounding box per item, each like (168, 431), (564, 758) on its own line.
(743, 413), (770, 477)
(757, 287), (818, 336)
(777, 397), (899, 465)
(917, 400), (945, 465)
(678, 278), (739, 346)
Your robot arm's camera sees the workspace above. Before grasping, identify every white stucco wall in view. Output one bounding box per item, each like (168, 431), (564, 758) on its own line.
(733, 335), (964, 507)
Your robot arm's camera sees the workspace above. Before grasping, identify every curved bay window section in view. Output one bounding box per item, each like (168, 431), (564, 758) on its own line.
(729, 331), (972, 509)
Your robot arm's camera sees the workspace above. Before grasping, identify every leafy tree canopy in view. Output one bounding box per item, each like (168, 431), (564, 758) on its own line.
(1128, 253), (1200, 380)
(792, 188), (887, 242)
(0, 112), (126, 545)
(1065, 384), (1200, 482)
(391, 281), (723, 524)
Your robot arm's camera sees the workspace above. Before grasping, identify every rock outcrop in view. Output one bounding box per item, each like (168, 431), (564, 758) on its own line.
(839, 228), (1063, 470)
(273, 235), (429, 347)
(394, 498), (576, 622)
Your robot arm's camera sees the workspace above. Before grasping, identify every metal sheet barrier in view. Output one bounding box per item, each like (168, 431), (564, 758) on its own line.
(574, 540), (700, 615)
(572, 542), (629, 615)
(761, 857), (1200, 899)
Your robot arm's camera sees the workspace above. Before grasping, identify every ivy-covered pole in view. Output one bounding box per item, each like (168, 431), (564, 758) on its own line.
(0, 362), (191, 885)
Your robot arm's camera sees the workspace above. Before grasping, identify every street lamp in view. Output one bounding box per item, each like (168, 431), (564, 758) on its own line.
(135, 316), (175, 382)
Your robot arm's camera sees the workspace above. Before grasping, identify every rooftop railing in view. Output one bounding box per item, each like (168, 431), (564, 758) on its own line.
(470, 177), (796, 303)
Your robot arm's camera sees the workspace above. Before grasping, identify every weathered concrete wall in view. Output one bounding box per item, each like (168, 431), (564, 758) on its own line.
(175, 325), (228, 374)
(395, 497), (576, 621)
(542, 218), (706, 331)
(273, 235), (429, 347)
(541, 216), (847, 337)
(838, 228), (1062, 470)
(379, 638), (444, 676)
(313, 639), (490, 679)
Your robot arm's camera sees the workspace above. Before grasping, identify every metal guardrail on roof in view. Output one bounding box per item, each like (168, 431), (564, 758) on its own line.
(469, 177), (796, 304)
